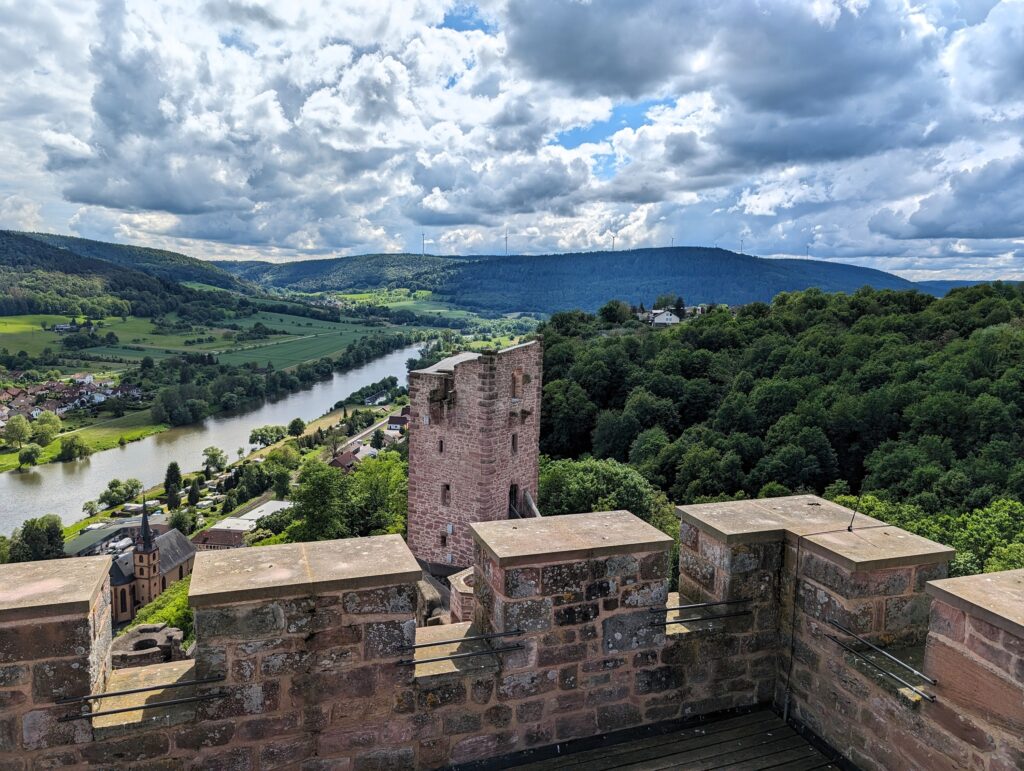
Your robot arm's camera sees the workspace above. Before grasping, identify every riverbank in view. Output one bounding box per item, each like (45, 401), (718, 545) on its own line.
(0, 410), (166, 473)
(0, 344), (423, 534)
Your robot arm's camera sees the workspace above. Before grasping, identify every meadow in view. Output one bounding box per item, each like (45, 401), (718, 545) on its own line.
(0, 409), (164, 473)
(0, 311), (393, 372)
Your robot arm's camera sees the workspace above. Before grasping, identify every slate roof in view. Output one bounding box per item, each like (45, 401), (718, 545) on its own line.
(107, 528), (195, 586)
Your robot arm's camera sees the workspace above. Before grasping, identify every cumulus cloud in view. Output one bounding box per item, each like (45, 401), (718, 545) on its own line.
(0, 0), (1020, 277)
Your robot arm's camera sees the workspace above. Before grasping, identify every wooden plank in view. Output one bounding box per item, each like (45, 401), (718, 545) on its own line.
(513, 712), (779, 771)
(713, 740), (825, 771)
(571, 717), (786, 771)
(760, 756), (835, 771)
(614, 730), (799, 771)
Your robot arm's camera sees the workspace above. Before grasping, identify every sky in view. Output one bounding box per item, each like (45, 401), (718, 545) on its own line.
(0, 0), (1022, 279)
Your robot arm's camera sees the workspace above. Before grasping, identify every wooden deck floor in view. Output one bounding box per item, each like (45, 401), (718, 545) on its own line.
(509, 710), (840, 771)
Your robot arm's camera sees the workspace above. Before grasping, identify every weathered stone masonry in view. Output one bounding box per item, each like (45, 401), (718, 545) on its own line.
(1, 496), (1022, 770)
(407, 342), (542, 570)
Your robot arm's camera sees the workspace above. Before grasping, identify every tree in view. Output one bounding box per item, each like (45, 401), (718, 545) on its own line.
(272, 468), (292, 500)
(370, 429), (385, 449)
(249, 425), (287, 448)
(8, 515), (64, 562)
(598, 299), (632, 325)
(3, 415), (31, 448)
(287, 417), (306, 437)
(31, 411), (62, 446)
(98, 478), (144, 507)
(202, 446), (228, 474)
(164, 462), (183, 493)
(540, 379), (598, 458)
(169, 509), (194, 536)
(347, 451), (408, 535)
(654, 293), (678, 310)
(188, 477), (202, 506)
(289, 460), (355, 541)
(57, 435), (91, 461)
(18, 443), (42, 469)
(82, 500), (100, 518)
(166, 486), (181, 510)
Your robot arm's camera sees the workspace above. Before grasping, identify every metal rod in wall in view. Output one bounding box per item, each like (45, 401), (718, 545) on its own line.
(826, 634), (935, 702)
(397, 643), (525, 666)
(652, 598), (753, 613)
(399, 629), (523, 651)
(58, 692), (224, 722)
(55, 675), (226, 705)
(827, 618), (937, 685)
(653, 610), (752, 626)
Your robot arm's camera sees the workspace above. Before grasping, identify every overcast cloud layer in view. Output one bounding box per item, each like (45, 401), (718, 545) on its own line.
(0, 0), (1022, 278)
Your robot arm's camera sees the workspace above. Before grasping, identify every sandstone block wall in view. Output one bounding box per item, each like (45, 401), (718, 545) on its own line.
(679, 496), (1023, 771)
(407, 342), (542, 568)
(2, 499), (1023, 771)
(0, 558), (112, 769)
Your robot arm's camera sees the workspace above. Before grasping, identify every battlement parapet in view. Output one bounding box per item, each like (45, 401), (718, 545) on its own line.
(0, 499), (1021, 769)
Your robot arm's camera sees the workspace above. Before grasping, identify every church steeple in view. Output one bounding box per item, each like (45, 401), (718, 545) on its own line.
(139, 500), (155, 553)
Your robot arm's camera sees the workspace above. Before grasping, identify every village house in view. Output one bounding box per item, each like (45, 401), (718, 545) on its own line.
(651, 309), (681, 326)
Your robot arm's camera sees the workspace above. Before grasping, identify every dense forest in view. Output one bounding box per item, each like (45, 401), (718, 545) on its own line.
(21, 232), (245, 290)
(0, 231), (193, 317)
(538, 284), (1024, 575)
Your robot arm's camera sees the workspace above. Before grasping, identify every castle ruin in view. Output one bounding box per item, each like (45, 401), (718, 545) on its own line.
(406, 341), (542, 572)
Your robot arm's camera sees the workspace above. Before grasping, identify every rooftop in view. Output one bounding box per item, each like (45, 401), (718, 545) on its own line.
(0, 556), (109, 621)
(188, 534), (421, 607)
(412, 350), (481, 375)
(235, 499), (291, 523)
(471, 510), (673, 568)
(209, 517), (258, 532)
(679, 495), (953, 571)
(926, 568), (1024, 638)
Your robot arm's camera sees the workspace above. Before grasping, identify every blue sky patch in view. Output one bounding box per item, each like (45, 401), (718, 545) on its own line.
(554, 99), (668, 149)
(441, 4), (493, 33)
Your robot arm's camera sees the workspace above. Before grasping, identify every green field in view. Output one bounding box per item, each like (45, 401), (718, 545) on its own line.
(0, 410), (165, 473)
(0, 311), (397, 373)
(0, 314), (72, 356)
(214, 324), (382, 368)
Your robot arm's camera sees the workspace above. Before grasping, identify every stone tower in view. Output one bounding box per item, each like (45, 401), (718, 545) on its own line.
(406, 340), (542, 572)
(133, 504), (161, 607)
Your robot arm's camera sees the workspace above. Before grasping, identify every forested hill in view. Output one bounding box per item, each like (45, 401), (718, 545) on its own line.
(217, 247), (918, 313)
(538, 283), (1024, 575)
(444, 249), (917, 312)
(0, 230), (197, 317)
(218, 252), (477, 293)
(18, 232), (245, 290)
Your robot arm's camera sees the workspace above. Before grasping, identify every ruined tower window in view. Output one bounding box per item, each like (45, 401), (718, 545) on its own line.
(442, 483), (451, 505)
(511, 433), (518, 454)
(511, 369), (523, 399)
(438, 439), (444, 454)
(440, 534), (447, 547)
(120, 589), (127, 613)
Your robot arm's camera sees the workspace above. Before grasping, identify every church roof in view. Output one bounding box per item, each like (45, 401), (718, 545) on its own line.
(107, 529), (195, 587)
(155, 529), (195, 572)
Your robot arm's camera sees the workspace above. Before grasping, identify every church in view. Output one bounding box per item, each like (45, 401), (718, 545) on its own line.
(109, 505), (196, 625)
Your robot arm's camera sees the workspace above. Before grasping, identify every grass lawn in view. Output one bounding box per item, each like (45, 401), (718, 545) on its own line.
(0, 410), (165, 473)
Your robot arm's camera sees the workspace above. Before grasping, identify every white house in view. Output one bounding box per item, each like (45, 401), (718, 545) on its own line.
(651, 310), (681, 327)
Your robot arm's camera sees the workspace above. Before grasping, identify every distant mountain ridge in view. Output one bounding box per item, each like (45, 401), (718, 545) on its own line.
(2, 230), (1009, 316)
(20, 232), (246, 290)
(216, 246), (925, 313)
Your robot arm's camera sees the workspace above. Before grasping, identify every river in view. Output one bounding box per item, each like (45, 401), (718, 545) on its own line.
(0, 345), (420, 535)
